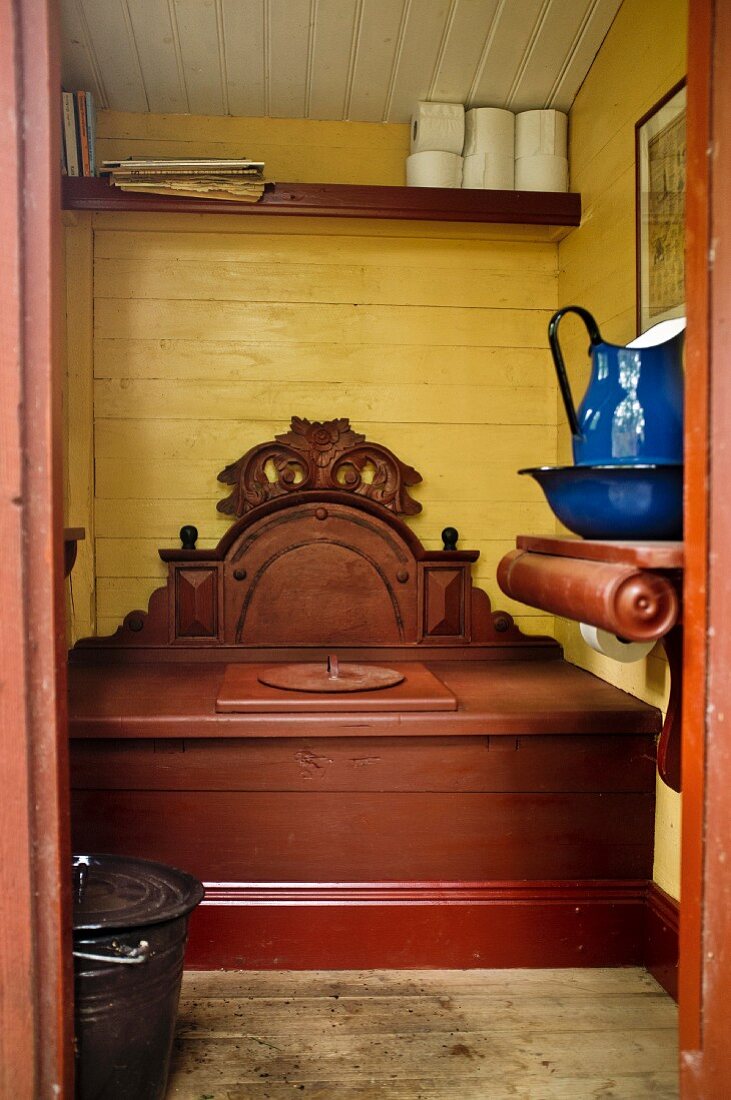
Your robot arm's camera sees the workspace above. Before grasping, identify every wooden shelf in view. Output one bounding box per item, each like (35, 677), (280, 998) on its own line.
(516, 535), (684, 570)
(62, 175), (581, 226)
(499, 536), (683, 641)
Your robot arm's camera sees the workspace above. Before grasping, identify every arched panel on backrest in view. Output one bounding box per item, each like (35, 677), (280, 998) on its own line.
(223, 500), (418, 645)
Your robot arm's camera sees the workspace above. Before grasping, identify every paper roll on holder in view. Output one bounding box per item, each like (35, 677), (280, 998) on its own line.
(579, 622), (655, 663)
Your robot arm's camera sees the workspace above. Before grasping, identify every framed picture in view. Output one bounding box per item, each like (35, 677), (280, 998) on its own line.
(635, 79), (687, 334)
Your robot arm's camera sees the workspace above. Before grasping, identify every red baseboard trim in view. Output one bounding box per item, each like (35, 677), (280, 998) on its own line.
(645, 881), (679, 1001)
(185, 880), (648, 970)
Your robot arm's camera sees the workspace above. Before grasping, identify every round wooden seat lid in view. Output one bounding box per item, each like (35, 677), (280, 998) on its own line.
(257, 655), (405, 694)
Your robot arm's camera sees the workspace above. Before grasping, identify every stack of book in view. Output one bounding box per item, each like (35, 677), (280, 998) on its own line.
(101, 157), (268, 203)
(62, 91), (96, 176)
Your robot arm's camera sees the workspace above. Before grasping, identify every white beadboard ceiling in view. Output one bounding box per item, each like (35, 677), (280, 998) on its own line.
(61, 0), (623, 122)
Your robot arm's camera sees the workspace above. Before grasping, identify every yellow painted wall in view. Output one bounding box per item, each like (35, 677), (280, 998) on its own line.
(96, 112), (410, 186)
(63, 212), (95, 641)
(65, 39), (689, 900)
(553, 0), (688, 898)
(65, 111), (560, 643)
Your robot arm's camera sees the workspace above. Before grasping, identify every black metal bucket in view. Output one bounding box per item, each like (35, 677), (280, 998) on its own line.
(72, 854), (204, 1100)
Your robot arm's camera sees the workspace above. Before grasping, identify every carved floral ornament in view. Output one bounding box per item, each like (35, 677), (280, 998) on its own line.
(217, 417), (423, 517)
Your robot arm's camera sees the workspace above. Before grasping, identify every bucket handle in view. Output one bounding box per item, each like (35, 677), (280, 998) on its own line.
(548, 306), (603, 440)
(73, 939), (150, 966)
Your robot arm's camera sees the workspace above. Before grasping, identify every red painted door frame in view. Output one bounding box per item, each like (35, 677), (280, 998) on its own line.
(680, 0), (731, 1093)
(0, 0), (74, 1094)
(0, 0), (730, 1094)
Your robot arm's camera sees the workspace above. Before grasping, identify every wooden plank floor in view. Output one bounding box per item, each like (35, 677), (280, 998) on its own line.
(165, 969), (678, 1099)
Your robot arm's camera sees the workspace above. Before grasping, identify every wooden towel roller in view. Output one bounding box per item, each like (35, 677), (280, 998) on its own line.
(497, 549), (679, 642)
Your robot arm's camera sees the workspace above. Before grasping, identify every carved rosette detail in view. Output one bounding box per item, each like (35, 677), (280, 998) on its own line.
(217, 416), (423, 517)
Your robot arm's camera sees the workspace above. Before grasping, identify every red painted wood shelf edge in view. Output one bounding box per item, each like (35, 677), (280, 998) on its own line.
(516, 535), (684, 570)
(62, 175), (582, 226)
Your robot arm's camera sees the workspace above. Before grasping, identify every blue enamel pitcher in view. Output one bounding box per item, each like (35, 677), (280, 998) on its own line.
(548, 306), (685, 466)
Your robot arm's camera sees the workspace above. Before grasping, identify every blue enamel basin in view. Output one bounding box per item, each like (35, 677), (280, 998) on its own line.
(519, 464), (683, 540)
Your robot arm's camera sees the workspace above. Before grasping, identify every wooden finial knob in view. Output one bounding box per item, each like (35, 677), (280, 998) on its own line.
(442, 527), (459, 551)
(180, 525), (198, 550)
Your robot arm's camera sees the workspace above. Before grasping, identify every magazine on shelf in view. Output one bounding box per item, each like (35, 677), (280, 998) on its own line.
(61, 92), (78, 176)
(61, 89), (96, 176)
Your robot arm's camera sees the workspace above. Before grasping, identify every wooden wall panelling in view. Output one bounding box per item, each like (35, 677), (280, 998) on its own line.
(94, 112), (411, 186)
(70, 788), (654, 882)
(69, 734), (659, 794)
(87, 204), (561, 638)
(92, 223), (560, 303)
(63, 212), (96, 642)
(93, 302), (554, 360)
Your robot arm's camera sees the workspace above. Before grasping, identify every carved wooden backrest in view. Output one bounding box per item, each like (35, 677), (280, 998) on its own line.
(217, 416), (423, 518)
(74, 418), (550, 655)
(225, 500), (417, 645)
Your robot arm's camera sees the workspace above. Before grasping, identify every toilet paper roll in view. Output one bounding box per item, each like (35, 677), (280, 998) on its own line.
(580, 622), (655, 663)
(464, 107), (514, 157)
(406, 151), (463, 188)
(411, 101), (465, 154)
(462, 151), (514, 190)
(515, 153), (568, 192)
(515, 109), (568, 158)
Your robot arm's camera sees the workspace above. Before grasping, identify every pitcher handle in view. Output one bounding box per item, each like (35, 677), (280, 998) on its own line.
(548, 306), (603, 440)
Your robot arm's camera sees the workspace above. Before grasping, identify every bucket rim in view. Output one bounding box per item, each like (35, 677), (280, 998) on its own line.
(72, 853), (205, 933)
